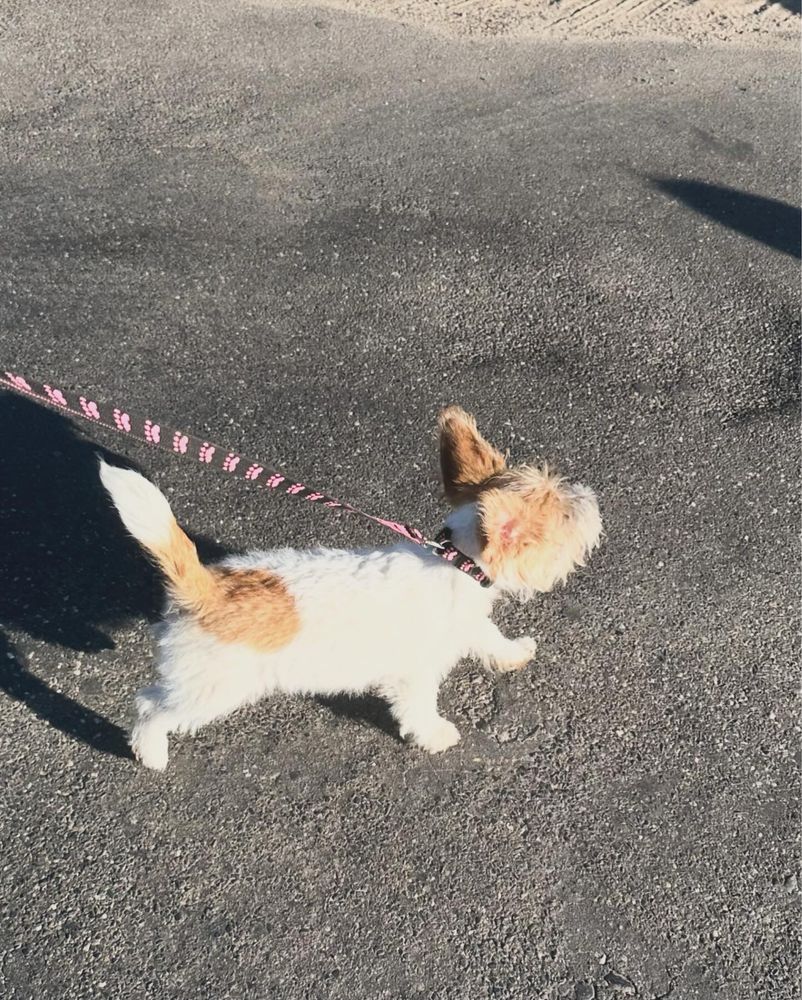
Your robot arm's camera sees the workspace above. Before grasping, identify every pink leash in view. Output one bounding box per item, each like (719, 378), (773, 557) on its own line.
(1, 371), (492, 587)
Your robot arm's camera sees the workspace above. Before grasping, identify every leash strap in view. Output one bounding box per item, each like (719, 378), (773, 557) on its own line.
(2, 370), (492, 588)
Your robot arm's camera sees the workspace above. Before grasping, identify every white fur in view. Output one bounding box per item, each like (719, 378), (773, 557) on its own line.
(98, 460), (174, 547)
(103, 467), (600, 770)
(131, 540), (529, 769)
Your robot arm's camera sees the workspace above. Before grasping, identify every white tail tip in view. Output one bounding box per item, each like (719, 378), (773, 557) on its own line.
(99, 458), (175, 548)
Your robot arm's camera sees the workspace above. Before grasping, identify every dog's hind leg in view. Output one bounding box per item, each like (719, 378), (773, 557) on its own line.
(130, 685), (176, 771)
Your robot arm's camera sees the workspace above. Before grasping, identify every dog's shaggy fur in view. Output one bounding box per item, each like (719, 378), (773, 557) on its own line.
(100, 407), (602, 769)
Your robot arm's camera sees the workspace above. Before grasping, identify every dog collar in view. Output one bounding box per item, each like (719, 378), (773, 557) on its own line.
(431, 527), (493, 588)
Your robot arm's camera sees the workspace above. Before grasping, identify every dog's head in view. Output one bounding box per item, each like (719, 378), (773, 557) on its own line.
(439, 406), (602, 595)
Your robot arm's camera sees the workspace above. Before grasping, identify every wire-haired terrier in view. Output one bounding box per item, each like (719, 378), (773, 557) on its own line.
(100, 407), (602, 769)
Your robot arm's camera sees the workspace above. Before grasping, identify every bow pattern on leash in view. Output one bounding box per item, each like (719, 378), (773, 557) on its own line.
(2, 371), (492, 587)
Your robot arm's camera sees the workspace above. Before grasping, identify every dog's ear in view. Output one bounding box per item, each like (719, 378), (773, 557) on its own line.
(438, 406), (506, 506)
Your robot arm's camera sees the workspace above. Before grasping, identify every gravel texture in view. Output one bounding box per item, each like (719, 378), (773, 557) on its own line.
(0, 3), (799, 999)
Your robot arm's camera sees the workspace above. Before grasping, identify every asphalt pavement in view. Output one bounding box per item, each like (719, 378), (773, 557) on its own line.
(0, 3), (799, 999)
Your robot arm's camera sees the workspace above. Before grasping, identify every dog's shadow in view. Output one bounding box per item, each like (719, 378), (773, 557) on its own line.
(0, 392), (228, 759)
(1, 632), (132, 759)
(316, 693), (401, 742)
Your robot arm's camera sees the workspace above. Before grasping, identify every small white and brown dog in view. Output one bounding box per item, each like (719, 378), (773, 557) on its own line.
(100, 407), (602, 769)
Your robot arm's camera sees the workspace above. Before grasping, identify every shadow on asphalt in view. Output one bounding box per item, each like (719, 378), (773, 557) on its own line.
(0, 391), (228, 756)
(649, 177), (802, 259)
(0, 633), (133, 760)
(316, 693), (402, 741)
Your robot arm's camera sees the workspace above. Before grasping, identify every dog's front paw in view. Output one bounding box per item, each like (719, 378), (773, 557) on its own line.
(416, 718), (461, 754)
(496, 636), (537, 673)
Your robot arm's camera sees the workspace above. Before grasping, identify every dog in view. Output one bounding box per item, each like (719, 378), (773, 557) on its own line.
(99, 406), (602, 769)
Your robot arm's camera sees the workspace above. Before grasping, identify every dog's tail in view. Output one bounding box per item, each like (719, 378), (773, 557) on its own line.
(99, 459), (215, 612)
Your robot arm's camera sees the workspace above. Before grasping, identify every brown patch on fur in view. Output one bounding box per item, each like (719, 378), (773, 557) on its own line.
(150, 522), (218, 610)
(199, 567), (299, 651)
(150, 523), (299, 651)
(438, 405), (507, 505)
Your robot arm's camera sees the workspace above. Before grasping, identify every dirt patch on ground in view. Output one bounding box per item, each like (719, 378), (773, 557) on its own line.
(273, 0), (799, 45)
